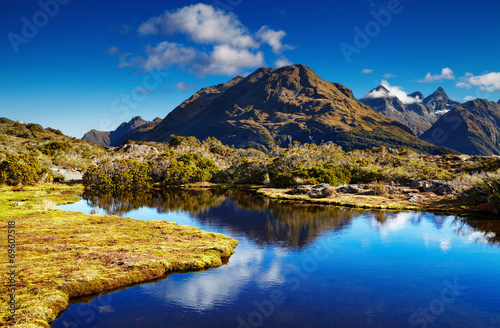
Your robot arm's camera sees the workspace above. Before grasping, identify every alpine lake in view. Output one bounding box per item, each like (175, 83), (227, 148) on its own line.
(52, 188), (500, 328)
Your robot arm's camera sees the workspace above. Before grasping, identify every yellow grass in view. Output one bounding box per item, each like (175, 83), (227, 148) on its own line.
(0, 185), (238, 327)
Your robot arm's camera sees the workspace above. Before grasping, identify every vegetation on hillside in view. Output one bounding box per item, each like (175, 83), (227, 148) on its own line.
(1, 115), (499, 214)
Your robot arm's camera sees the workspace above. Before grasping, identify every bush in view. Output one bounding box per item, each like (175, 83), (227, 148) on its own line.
(83, 159), (152, 190)
(39, 141), (72, 156)
(26, 123), (44, 132)
(270, 165), (351, 187)
(0, 154), (46, 186)
(163, 153), (219, 185)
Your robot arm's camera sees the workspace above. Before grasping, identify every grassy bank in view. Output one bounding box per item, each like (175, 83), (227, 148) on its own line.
(0, 184), (238, 327)
(256, 188), (485, 216)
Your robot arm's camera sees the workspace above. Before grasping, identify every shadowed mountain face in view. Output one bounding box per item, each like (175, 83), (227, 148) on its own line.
(360, 86), (460, 136)
(82, 116), (161, 146)
(125, 65), (453, 154)
(420, 99), (500, 155)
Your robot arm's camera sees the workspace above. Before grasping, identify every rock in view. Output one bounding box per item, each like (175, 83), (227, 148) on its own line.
(90, 209), (100, 215)
(419, 180), (455, 195)
(307, 184), (334, 198)
(336, 184), (365, 194)
(409, 180), (423, 189)
(117, 143), (159, 156)
(50, 166), (83, 181)
(407, 195), (420, 203)
(13, 202), (24, 206)
(290, 185), (312, 195)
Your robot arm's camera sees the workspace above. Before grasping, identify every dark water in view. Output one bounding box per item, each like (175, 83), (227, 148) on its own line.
(53, 189), (500, 328)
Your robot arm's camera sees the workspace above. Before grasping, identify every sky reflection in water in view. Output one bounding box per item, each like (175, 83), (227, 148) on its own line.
(54, 189), (500, 328)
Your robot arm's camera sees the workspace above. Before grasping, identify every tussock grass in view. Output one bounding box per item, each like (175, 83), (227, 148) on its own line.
(0, 186), (238, 327)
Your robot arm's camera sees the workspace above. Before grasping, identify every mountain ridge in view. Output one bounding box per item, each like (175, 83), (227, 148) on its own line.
(421, 99), (500, 155)
(82, 116), (161, 146)
(119, 64), (454, 154)
(360, 86), (460, 136)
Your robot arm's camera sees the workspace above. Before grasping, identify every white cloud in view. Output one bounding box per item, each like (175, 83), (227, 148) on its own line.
(138, 3), (258, 48)
(418, 67), (455, 83)
(134, 87), (152, 95)
(200, 44), (264, 76)
(383, 73), (397, 78)
(362, 68), (373, 74)
(174, 81), (195, 93)
(107, 46), (120, 55)
(257, 26), (292, 54)
(363, 80), (422, 104)
(457, 72), (500, 92)
(143, 42), (198, 70)
(125, 4), (293, 76)
(275, 57), (292, 68)
(463, 96), (475, 101)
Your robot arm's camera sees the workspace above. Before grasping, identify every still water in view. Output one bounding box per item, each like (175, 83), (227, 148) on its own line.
(53, 189), (500, 328)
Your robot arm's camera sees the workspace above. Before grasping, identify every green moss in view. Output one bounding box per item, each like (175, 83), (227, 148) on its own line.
(0, 186), (238, 327)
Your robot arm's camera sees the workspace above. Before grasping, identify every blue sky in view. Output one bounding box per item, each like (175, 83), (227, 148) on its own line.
(1, 0), (500, 137)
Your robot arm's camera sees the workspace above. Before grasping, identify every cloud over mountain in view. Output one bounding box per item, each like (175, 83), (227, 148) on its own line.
(363, 80), (422, 104)
(113, 3), (292, 76)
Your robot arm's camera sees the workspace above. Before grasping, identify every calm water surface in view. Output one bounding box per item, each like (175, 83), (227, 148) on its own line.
(53, 189), (500, 328)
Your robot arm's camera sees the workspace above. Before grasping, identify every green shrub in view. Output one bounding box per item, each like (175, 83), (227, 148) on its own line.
(163, 153), (219, 185)
(0, 154), (46, 186)
(39, 141), (72, 156)
(270, 165), (351, 187)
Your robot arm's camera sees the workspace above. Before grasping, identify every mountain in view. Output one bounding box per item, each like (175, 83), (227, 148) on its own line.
(420, 99), (500, 155)
(360, 86), (460, 136)
(126, 64), (454, 154)
(82, 116), (161, 146)
(114, 117), (162, 146)
(422, 87), (461, 113)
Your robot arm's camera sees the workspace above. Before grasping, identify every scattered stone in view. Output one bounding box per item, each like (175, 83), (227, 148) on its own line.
(50, 166), (83, 181)
(117, 143), (159, 156)
(336, 184), (365, 194)
(290, 185), (312, 195)
(307, 183), (334, 198)
(407, 195), (420, 203)
(13, 202), (24, 206)
(419, 180), (455, 195)
(409, 180), (423, 189)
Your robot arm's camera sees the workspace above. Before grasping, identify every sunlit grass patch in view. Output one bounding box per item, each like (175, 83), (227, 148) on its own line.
(0, 186), (238, 327)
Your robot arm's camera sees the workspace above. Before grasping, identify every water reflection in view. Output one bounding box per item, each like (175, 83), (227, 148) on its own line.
(80, 189), (500, 248)
(53, 190), (500, 328)
(81, 189), (358, 248)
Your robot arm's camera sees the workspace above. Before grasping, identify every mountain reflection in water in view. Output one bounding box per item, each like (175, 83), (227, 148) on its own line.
(80, 188), (499, 248)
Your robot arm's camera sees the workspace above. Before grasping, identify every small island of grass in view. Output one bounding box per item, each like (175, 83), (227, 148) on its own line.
(0, 185), (238, 327)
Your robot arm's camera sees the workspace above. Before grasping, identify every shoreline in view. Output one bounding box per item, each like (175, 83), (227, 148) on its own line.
(0, 184), (238, 327)
(163, 182), (496, 218)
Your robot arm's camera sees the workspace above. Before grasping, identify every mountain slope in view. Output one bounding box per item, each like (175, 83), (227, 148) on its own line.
(360, 86), (460, 136)
(131, 64), (454, 154)
(420, 99), (500, 155)
(82, 116), (158, 146)
(114, 117), (162, 146)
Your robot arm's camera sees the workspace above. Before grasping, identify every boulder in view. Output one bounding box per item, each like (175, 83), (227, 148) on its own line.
(291, 185), (312, 194)
(336, 184), (365, 194)
(419, 180), (455, 195)
(307, 184), (334, 198)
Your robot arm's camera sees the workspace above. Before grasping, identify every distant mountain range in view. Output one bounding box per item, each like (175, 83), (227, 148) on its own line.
(91, 64), (453, 154)
(360, 86), (460, 136)
(77, 64), (500, 155)
(421, 99), (500, 155)
(82, 116), (162, 146)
